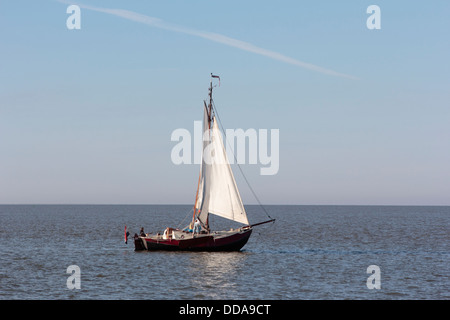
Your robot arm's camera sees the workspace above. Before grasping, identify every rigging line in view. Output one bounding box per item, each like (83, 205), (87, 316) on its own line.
(211, 99), (274, 221)
(177, 207), (194, 229)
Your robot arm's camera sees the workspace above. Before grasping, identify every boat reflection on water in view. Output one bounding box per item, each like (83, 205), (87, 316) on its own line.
(186, 251), (248, 299)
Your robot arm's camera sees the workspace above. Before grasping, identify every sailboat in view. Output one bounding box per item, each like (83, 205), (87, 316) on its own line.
(134, 74), (275, 251)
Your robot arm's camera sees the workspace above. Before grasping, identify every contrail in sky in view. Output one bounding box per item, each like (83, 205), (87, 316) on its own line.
(61, 1), (358, 79)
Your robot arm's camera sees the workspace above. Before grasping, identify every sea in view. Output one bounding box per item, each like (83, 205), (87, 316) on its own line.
(0, 205), (448, 300)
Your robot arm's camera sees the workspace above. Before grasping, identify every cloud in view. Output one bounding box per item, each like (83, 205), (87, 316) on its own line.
(60, 0), (358, 79)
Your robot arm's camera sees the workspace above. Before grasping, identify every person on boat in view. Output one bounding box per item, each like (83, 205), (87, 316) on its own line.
(139, 227), (146, 237)
(193, 219), (201, 235)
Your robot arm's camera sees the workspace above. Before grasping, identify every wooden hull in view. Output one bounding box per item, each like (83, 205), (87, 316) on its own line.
(134, 228), (252, 252)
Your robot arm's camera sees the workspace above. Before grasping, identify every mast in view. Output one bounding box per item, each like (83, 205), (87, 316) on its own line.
(191, 74), (218, 230)
(201, 74), (218, 230)
(193, 73), (250, 230)
(209, 77), (212, 125)
(209, 73), (221, 125)
(207, 73), (219, 127)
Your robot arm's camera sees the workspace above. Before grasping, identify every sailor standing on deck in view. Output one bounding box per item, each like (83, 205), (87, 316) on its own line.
(193, 219), (201, 235)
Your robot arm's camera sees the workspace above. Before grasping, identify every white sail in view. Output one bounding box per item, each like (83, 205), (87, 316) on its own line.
(193, 104), (209, 213)
(197, 113), (249, 226)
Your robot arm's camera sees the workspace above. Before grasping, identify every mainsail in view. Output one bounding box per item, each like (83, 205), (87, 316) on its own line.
(194, 87), (249, 228)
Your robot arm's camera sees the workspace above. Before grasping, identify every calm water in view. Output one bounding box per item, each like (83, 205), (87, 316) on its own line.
(0, 205), (448, 300)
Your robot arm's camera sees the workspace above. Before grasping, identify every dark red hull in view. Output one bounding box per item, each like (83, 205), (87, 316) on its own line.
(134, 228), (252, 252)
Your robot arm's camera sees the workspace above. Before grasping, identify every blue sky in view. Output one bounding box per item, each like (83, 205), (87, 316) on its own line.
(1, 0), (449, 205)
